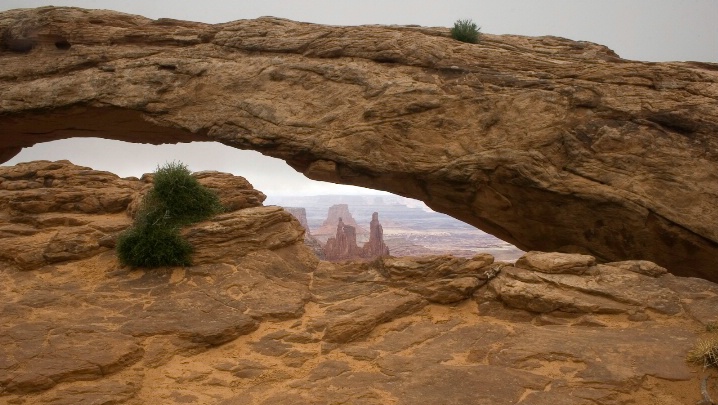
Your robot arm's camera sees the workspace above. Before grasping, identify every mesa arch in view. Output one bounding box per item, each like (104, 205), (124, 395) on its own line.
(1, 7), (717, 281)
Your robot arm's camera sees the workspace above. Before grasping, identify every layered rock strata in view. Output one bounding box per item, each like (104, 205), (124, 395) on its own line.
(1, 7), (716, 279)
(0, 161), (716, 404)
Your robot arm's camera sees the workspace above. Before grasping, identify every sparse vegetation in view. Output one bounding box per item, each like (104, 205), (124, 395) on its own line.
(687, 335), (718, 368)
(688, 322), (718, 370)
(451, 19), (481, 44)
(116, 162), (223, 268)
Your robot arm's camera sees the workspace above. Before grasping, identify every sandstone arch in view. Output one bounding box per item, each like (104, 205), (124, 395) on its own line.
(1, 7), (717, 280)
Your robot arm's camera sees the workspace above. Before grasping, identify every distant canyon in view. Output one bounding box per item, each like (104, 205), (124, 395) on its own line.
(267, 195), (524, 262)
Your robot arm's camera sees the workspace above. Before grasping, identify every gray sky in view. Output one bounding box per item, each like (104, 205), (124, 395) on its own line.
(2, 0), (716, 196)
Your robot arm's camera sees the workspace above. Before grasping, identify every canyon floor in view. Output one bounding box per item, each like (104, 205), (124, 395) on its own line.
(1, 161), (717, 404)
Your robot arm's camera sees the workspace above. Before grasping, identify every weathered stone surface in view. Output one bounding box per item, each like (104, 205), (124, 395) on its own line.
(0, 162), (716, 404)
(0, 325), (143, 394)
(183, 206), (306, 264)
(0, 161), (320, 403)
(1, 7), (717, 279)
(39, 380), (140, 405)
(380, 254), (495, 280)
(484, 253), (684, 315)
(515, 250), (596, 274)
(607, 259), (668, 277)
(311, 290), (427, 343)
(0, 161), (140, 270)
(119, 289), (259, 345)
(408, 276), (482, 304)
(194, 171), (266, 211)
(0, 160), (139, 215)
(0, 160), (272, 271)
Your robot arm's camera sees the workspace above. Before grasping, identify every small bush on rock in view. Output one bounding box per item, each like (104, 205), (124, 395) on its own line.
(688, 323), (718, 369)
(116, 162), (223, 268)
(150, 161), (223, 225)
(451, 19), (481, 44)
(116, 223), (193, 267)
(687, 335), (718, 369)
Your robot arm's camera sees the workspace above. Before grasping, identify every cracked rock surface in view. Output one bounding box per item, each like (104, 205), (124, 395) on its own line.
(0, 7), (717, 280)
(0, 161), (716, 404)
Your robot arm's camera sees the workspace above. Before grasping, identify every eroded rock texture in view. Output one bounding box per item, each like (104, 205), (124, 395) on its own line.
(0, 7), (717, 280)
(0, 161), (717, 404)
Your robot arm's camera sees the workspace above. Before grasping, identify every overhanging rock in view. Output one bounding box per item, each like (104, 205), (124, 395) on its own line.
(1, 7), (717, 280)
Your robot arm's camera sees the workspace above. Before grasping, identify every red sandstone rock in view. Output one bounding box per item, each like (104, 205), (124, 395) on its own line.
(324, 213), (390, 261)
(324, 218), (362, 261)
(2, 8), (716, 279)
(0, 160), (715, 404)
(361, 212), (389, 259)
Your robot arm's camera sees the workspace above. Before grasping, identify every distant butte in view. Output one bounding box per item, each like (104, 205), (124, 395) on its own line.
(324, 213), (390, 261)
(0, 7), (716, 280)
(314, 204), (366, 238)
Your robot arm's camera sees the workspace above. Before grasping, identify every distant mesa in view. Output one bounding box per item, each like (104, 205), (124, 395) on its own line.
(314, 204), (366, 238)
(324, 212), (390, 262)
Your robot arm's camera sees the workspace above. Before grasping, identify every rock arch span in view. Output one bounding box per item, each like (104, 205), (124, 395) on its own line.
(1, 7), (717, 280)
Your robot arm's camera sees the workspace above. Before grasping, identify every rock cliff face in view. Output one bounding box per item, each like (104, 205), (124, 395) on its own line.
(0, 7), (717, 280)
(0, 160), (716, 404)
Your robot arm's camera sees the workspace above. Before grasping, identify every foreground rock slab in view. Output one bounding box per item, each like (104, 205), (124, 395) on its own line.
(0, 161), (716, 404)
(0, 7), (717, 280)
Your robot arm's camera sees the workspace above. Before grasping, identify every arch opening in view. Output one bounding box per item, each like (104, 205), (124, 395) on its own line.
(2, 137), (523, 261)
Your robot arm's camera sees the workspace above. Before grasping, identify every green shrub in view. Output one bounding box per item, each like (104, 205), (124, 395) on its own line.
(149, 161), (223, 225)
(116, 224), (193, 268)
(451, 19), (481, 44)
(116, 161), (223, 268)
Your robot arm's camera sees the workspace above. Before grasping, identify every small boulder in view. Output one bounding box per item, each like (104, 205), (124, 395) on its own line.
(515, 251), (596, 275)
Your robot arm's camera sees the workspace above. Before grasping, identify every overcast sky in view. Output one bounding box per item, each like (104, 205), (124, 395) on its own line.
(2, 0), (716, 196)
